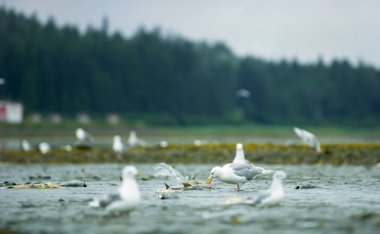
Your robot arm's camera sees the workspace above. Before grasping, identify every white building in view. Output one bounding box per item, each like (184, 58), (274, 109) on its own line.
(0, 101), (23, 124)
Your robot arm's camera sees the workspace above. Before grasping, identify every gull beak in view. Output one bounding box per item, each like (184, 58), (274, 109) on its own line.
(205, 176), (213, 184)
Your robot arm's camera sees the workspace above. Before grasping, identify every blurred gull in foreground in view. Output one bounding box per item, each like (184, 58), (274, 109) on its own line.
(223, 170), (287, 206)
(89, 166), (140, 214)
(293, 127), (321, 153)
(206, 162), (272, 191)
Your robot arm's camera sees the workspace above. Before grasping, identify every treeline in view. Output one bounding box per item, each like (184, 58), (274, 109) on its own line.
(1, 7), (379, 125)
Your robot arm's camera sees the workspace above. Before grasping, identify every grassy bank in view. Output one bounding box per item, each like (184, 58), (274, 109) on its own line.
(1, 143), (380, 165)
(2, 122), (380, 137)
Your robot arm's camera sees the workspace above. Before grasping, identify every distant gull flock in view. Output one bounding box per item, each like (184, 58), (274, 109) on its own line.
(20, 126), (322, 156)
(14, 126), (325, 214)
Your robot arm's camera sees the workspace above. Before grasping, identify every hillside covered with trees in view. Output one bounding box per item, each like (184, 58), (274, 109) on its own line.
(1, 7), (379, 125)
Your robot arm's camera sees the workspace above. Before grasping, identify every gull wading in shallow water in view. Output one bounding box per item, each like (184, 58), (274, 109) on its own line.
(248, 170), (287, 206)
(89, 166), (140, 214)
(223, 170), (287, 206)
(205, 162), (272, 191)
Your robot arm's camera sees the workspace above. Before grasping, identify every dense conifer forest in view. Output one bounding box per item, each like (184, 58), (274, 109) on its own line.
(1, 7), (379, 125)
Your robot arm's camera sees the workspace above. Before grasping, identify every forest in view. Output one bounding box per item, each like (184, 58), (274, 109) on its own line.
(1, 7), (379, 125)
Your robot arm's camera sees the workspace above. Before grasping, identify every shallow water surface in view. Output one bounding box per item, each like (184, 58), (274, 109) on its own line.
(0, 163), (379, 233)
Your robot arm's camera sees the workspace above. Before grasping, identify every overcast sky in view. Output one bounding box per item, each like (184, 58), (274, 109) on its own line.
(1, 0), (380, 67)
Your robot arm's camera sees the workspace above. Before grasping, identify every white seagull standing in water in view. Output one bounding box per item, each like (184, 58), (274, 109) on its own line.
(89, 166), (140, 214)
(223, 170), (287, 206)
(248, 170), (287, 206)
(206, 162), (272, 191)
(293, 127), (321, 153)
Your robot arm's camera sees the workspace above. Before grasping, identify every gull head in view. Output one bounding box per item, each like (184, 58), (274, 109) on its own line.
(233, 143), (246, 164)
(129, 131), (136, 138)
(205, 166), (222, 184)
(122, 166), (139, 179)
(113, 135), (121, 141)
(273, 170), (287, 181)
(76, 128), (85, 139)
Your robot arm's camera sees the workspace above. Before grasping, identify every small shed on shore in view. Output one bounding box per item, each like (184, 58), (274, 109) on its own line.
(0, 101), (23, 124)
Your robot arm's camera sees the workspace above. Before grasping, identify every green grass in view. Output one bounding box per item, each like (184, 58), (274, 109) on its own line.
(2, 123), (380, 144)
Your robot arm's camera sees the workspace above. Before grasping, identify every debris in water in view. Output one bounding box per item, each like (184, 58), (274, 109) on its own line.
(153, 162), (185, 181)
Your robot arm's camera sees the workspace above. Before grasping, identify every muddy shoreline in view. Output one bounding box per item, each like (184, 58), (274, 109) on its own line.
(1, 143), (380, 165)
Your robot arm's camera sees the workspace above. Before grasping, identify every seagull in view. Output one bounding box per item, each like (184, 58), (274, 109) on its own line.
(293, 127), (321, 153)
(232, 143), (272, 173)
(63, 145), (73, 152)
(232, 143), (250, 164)
(89, 166), (140, 214)
(222, 171), (287, 206)
(128, 131), (146, 147)
(38, 142), (50, 154)
(159, 140), (169, 148)
(248, 170), (287, 206)
(113, 135), (124, 154)
(206, 163), (272, 191)
(21, 140), (31, 151)
(75, 128), (92, 143)
(193, 139), (203, 147)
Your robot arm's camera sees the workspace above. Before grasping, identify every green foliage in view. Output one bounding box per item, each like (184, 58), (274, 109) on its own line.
(1, 7), (380, 125)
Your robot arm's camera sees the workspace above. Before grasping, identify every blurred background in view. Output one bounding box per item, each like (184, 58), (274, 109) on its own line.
(0, 0), (379, 142)
(1, 3), (380, 233)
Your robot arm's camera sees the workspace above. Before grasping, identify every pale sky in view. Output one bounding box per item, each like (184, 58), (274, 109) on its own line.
(1, 0), (380, 67)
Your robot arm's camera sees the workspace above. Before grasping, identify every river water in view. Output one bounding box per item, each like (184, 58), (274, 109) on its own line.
(1, 163), (379, 234)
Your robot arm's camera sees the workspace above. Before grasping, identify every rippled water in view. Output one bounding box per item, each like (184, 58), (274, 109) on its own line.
(1, 163), (380, 233)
